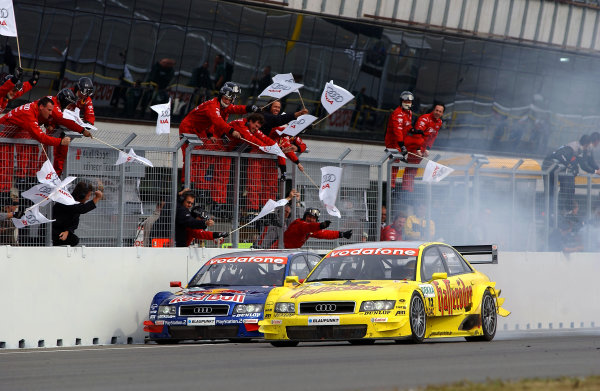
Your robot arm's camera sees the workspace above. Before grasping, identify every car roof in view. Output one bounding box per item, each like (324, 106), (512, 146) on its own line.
(208, 249), (317, 259)
(332, 241), (428, 251)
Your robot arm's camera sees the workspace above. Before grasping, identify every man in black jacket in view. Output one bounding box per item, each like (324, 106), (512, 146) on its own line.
(175, 190), (207, 247)
(52, 181), (102, 246)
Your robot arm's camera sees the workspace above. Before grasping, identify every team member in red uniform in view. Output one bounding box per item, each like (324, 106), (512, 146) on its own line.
(179, 82), (257, 213)
(185, 206), (228, 246)
(0, 67), (40, 112)
(0, 67), (40, 194)
(380, 211), (406, 241)
(280, 208), (352, 249)
(401, 103), (444, 192)
(0, 97), (70, 190)
(46, 89), (93, 176)
(70, 77), (95, 125)
(384, 91), (413, 188)
(229, 113), (304, 213)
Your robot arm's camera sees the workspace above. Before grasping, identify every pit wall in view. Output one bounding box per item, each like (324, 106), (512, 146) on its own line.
(0, 247), (597, 349)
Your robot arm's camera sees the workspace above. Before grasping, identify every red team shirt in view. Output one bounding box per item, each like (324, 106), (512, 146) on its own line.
(385, 107), (413, 150)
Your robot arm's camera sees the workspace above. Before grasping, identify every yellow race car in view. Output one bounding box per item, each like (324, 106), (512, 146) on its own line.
(259, 241), (509, 347)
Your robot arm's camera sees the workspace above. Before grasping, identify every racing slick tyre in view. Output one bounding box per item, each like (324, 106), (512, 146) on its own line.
(349, 339), (375, 345)
(465, 290), (497, 342)
(270, 341), (300, 347)
(408, 292), (426, 343)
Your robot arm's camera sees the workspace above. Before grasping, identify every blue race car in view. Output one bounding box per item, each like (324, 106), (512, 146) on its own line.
(143, 250), (322, 344)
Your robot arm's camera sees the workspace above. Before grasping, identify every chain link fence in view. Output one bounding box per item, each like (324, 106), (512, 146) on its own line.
(1, 125), (599, 252)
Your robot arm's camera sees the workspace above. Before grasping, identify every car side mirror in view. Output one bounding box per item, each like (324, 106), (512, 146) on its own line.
(170, 281), (182, 288)
(430, 272), (447, 281)
(285, 276), (300, 286)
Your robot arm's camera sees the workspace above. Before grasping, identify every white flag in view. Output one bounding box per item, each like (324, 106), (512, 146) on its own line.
(248, 198), (290, 225)
(272, 73), (296, 84)
(115, 149), (154, 167)
(258, 143), (286, 159)
(11, 206), (54, 228)
(151, 99), (171, 135)
(279, 114), (317, 137)
(22, 177), (78, 206)
(37, 160), (60, 186)
(422, 160), (454, 183)
(0, 0), (18, 37)
(259, 81), (303, 100)
(62, 108), (97, 131)
(320, 80), (354, 115)
(123, 64), (133, 82)
(319, 166), (343, 218)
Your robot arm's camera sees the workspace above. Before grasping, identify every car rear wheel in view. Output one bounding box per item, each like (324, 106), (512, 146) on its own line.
(409, 292), (426, 343)
(270, 341), (299, 347)
(465, 290), (497, 342)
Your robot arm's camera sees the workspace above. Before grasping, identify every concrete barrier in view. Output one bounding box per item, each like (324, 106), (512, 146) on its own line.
(0, 247), (598, 349)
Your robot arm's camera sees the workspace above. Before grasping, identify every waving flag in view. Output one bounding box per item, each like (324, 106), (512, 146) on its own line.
(248, 198), (290, 225)
(150, 99), (171, 135)
(22, 177), (78, 206)
(272, 73), (296, 84)
(0, 0), (18, 37)
(115, 149), (154, 167)
(422, 160), (454, 183)
(259, 81), (304, 100)
(37, 160), (61, 186)
(63, 108), (97, 131)
(279, 114), (317, 137)
(258, 143), (286, 159)
(319, 166), (343, 218)
(320, 80), (354, 115)
(11, 206), (54, 228)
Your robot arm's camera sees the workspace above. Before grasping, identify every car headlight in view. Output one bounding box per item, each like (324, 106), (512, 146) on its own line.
(233, 304), (264, 314)
(274, 302), (295, 313)
(359, 300), (395, 311)
(158, 305), (176, 315)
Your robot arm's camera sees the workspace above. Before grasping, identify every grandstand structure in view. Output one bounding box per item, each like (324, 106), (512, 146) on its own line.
(0, 0), (599, 252)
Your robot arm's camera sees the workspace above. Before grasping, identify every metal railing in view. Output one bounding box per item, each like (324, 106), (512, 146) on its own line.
(1, 129), (599, 252)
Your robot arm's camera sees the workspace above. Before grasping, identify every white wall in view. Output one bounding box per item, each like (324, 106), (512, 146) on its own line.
(0, 247), (598, 349)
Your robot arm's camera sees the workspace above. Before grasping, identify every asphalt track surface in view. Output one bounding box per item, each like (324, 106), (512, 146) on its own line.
(1, 330), (599, 391)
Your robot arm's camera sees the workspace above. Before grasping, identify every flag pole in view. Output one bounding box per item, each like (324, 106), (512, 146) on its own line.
(312, 112), (333, 127)
(229, 219), (256, 235)
(260, 97), (281, 110)
(296, 91), (306, 110)
(302, 170), (320, 190)
(406, 151), (433, 162)
(15, 35), (22, 68)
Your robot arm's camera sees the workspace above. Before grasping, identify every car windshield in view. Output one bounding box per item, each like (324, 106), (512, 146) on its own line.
(189, 262), (287, 287)
(307, 253), (418, 281)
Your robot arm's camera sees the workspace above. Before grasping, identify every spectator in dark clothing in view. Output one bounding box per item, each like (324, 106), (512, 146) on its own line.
(548, 216), (583, 253)
(251, 65), (272, 100)
(188, 61), (212, 109)
(542, 135), (595, 215)
(52, 181), (102, 246)
(260, 100), (308, 135)
(213, 54), (227, 90)
(141, 58), (175, 114)
(175, 190), (208, 247)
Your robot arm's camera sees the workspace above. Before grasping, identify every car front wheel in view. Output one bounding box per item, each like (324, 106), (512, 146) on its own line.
(409, 292), (426, 343)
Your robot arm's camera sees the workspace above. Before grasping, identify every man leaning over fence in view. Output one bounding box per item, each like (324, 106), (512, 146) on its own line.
(179, 81), (258, 216)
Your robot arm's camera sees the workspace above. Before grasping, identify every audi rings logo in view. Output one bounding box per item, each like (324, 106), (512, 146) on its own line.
(322, 173), (336, 183)
(315, 304), (336, 312)
(325, 87), (344, 102)
(271, 83), (290, 91)
(193, 307), (212, 314)
(0, 9), (9, 19)
(293, 118), (306, 125)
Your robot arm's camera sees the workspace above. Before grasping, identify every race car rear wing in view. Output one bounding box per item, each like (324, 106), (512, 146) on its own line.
(453, 244), (498, 264)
